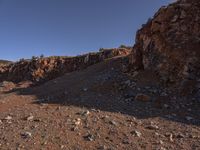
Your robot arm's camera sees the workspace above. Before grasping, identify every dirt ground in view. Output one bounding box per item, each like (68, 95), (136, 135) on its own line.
(0, 56), (200, 150)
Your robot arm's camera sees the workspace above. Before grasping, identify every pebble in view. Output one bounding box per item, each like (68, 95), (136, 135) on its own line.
(131, 130), (142, 137)
(73, 118), (81, 126)
(169, 134), (173, 142)
(124, 80), (131, 86)
(97, 145), (107, 150)
(21, 132), (32, 139)
(80, 110), (90, 116)
(109, 120), (118, 126)
(146, 125), (159, 130)
(4, 116), (12, 120)
(176, 133), (184, 138)
(160, 147), (167, 150)
(84, 134), (95, 141)
(186, 116), (193, 121)
(26, 115), (34, 121)
(159, 140), (164, 145)
(83, 88), (88, 92)
(60, 145), (65, 149)
(122, 138), (131, 144)
(163, 104), (169, 108)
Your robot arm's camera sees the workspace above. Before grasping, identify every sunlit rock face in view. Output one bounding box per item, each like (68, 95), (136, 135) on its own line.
(0, 48), (131, 83)
(129, 0), (200, 83)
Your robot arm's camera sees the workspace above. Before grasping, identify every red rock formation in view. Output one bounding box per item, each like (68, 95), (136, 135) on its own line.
(129, 0), (200, 83)
(0, 48), (130, 83)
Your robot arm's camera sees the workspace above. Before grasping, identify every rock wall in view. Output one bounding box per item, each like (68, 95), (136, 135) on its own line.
(129, 0), (200, 83)
(0, 48), (130, 83)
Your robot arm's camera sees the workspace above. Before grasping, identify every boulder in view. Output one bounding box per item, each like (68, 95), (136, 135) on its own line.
(129, 0), (200, 84)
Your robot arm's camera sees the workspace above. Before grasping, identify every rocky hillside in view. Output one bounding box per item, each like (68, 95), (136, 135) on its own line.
(1, 1), (200, 149)
(0, 60), (12, 65)
(0, 48), (131, 83)
(129, 0), (200, 84)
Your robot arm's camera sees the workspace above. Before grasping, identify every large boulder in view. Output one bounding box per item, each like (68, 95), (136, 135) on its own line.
(129, 0), (200, 83)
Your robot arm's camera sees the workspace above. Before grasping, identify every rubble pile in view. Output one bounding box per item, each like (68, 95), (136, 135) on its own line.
(129, 0), (200, 84)
(0, 48), (130, 83)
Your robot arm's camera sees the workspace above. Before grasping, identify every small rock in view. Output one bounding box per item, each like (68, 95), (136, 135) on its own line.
(124, 80), (131, 86)
(163, 104), (169, 108)
(132, 71), (138, 77)
(189, 134), (196, 139)
(83, 88), (88, 92)
(135, 94), (150, 102)
(160, 147), (167, 150)
(180, 10), (186, 19)
(73, 118), (81, 126)
(165, 133), (174, 142)
(71, 126), (79, 131)
(81, 110), (90, 116)
(21, 132), (32, 139)
(160, 92), (167, 96)
(186, 116), (193, 121)
(91, 108), (100, 113)
(84, 134), (95, 141)
(131, 130), (142, 137)
(26, 115), (34, 121)
(122, 138), (131, 144)
(97, 145), (107, 150)
(176, 133), (184, 138)
(4, 116), (12, 120)
(159, 140), (164, 145)
(109, 120), (118, 126)
(60, 145), (65, 149)
(146, 125), (159, 130)
(169, 134), (173, 142)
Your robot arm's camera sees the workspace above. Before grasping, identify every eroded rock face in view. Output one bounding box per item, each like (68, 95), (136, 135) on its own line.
(0, 48), (130, 83)
(129, 0), (200, 83)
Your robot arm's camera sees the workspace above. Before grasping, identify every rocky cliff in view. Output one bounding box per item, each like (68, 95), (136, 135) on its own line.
(0, 48), (130, 83)
(129, 0), (200, 84)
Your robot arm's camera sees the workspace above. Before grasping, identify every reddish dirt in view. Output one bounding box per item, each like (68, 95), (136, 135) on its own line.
(0, 56), (200, 150)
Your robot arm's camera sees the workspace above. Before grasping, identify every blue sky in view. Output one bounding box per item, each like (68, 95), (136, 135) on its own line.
(0, 0), (173, 61)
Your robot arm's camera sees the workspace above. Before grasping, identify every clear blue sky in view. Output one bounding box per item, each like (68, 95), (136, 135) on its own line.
(0, 0), (173, 61)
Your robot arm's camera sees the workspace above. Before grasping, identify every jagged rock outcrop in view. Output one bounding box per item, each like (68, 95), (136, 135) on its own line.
(0, 48), (130, 83)
(129, 0), (200, 84)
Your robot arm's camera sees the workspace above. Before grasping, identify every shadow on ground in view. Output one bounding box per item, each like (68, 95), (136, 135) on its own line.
(2, 57), (200, 127)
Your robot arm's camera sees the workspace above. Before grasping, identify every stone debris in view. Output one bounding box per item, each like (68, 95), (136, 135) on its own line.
(130, 130), (142, 137)
(21, 132), (32, 139)
(109, 120), (118, 126)
(169, 134), (174, 142)
(73, 118), (81, 126)
(146, 123), (159, 130)
(186, 116), (193, 121)
(26, 115), (34, 121)
(4, 116), (12, 121)
(83, 133), (95, 141)
(176, 133), (184, 139)
(83, 88), (88, 92)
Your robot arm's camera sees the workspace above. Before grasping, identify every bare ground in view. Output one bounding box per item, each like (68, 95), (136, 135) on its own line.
(0, 56), (200, 150)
